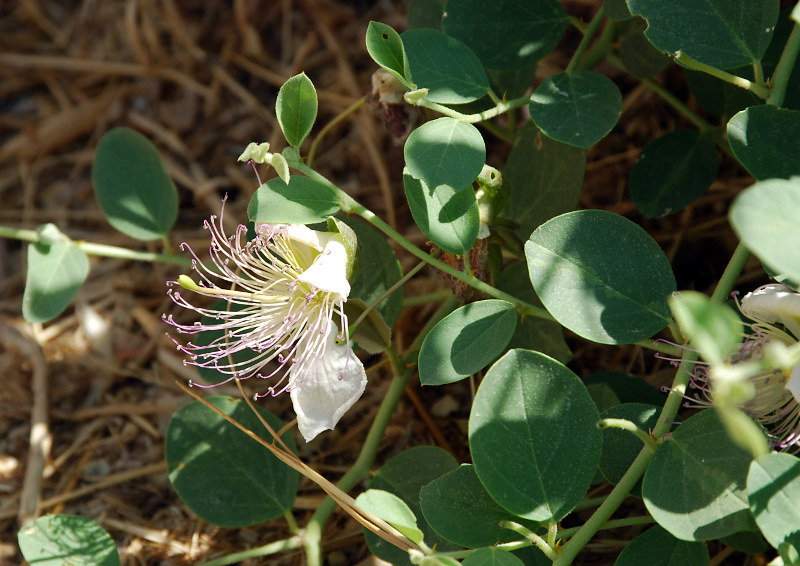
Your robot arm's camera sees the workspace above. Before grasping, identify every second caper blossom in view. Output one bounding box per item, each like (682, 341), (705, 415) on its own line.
(688, 284), (800, 452)
(163, 207), (367, 442)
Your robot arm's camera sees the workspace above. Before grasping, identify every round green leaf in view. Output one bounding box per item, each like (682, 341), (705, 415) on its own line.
(525, 210), (676, 345)
(92, 127), (178, 240)
(728, 105), (800, 180)
(247, 175), (340, 225)
(643, 409), (760, 541)
(165, 396), (299, 527)
(404, 117), (486, 192)
(599, 403), (661, 497)
(747, 452), (800, 551)
(495, 261), (571, 364)
(668, 291), (743, 365)
(469, 350), (602, 522)
(529, 70), (622, 148)
(463, 547), (525, 566)
(401, 29), (489, 104)
(630, 130), (718, 218)
(419, 299), (517, 386)
(420, 464), (536, 548)
(614, 526), (709, 566)
(276, 73), (318, 148)
(730, 178), (800, 284)
(367, 21), (413, 88)
(365, 446), (459, 565)
(18, 514), (119, 566)
(442, 0), (568, 70)
(403, 169), (480, 255)
(23, 224), (90, 323)
(504, 125), (587, 240)
(355, 489), (424, 544)
(627, 0), (779, 70)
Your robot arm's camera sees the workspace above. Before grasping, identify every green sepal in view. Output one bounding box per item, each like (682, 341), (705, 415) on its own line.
(344, 298), (392, 354)
(327, 216), (361, 282)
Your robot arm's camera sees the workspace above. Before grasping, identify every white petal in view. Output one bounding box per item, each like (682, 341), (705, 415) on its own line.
(297, 239), (351, 300)
(741, 284), (800, 339)
(787, 366), (800, 404)
(290, 328), (367, 442)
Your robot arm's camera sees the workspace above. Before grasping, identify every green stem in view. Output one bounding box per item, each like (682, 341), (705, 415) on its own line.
(200, 536), (303, 566)
(410, 95), (531, 124)
(566, 6), (606, 73)
(557, 515), (654, 540)
(351, 261), (426, 332)
(674, 51), (771, 100)
(577, 19), (617, 71)
(308, 96), (366, 166)
(0, 225), (192, 266)
(501, 522), (557, 561)
(292, 163), (552, 320)
(635, 338), (683, 356)
(710, 243), (749, 302)
(597, 418), (659, 452)
(403, 289), (454, 307)
(768, 21), (800, 107)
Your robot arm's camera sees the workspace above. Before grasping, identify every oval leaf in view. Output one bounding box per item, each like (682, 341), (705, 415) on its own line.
(165, 396), (299, 527)
(443, 0), (568, 70)
(730, 178), (800, 283)
(365, 446), (459, 565)
(614, 526), (709, 566)
(419, 299), (517, 386)
(355, 489), (424, 544)
(92, 127), (178, 240)
(728, 105), (800, 180)
(420, 464), (536, 548)
(525, 210), (676, 345)
(367, 21), (413, 88)
(403, 169), (479, 255)
(404, 117), (486, 192)
(627, 0), (779, 69)
(642, 409), (760, 541)
(747, 452), (800, 551)
(276, 73), (318, 148)
(18, 514), (119, 566)
(469, 349), (602, 522)
(247, 175), (340, 225)
(630, 130), (719, 218)
(504, 125), (587, 240)
(529, 70), (622, 148)
(402, 28), (489, 104)
(23, 224), (90, 323)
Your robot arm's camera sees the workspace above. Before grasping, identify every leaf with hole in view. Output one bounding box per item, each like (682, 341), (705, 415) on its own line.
(366, 21), (413, 88)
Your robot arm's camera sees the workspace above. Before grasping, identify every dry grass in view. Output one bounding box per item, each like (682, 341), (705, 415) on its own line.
(0, 1), (762, 565)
